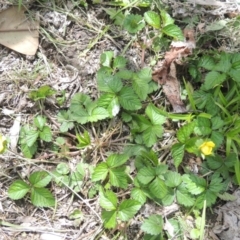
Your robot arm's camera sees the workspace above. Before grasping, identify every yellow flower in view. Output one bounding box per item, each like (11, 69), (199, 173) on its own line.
(0, 135), (7, 154)
(199, 141), (215, 156)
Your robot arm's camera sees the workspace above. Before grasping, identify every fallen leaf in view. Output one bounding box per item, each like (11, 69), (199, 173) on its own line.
(0, 6), (39, 55)
(152, 29), (195, 112)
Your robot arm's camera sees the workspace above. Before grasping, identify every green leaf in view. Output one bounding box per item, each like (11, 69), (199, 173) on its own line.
(29, 171), (52, 188)
(118, 87), (142, 110)
(142, 125), (164, 147)
(57, 110), (74, 132)
(198, 55), (215, 70)
(145, 104), (166, 125)
(97, 76), (123, 93)
(97, 93), (120, 117)
(92, 162), (109, 182)
(76, 131), (91, 148)
(202, 71), (227, 90)
(116, 69), (133, 80)
(29, 85), (56, 101)
(70, 93), (92, 108)
(131, 187), (147, 204)
(161, 10), (174, 26)
(39, 126), (52, 142)
(8, 180), (31, 200)
(171, 143), (185, 169)
(177, 121), (195, 143)
(165, 171), (182, 188)
(209, 177), (223, 193)
(25, 129), (39, 147)
(182, 174), (206, 195)
(213, 52), (231, 73)
(194, 117), (211, 136)
(113, 56), (127, 69)
(211, 131), (224, 148)
(31, 187), (55, 207)
(109, 167), (128, 189)
(100, 51), (114, 67)
(149, 177), (168, 199)
(106, 154), (129, 168)
(137, 167), (155, 184)
(141, 215), (163, 235)
(20, 142), (37, 158)
(161, 188), (175, 206)
(176, 184), (195, 207)
(56, 162), (70, 175)
(162, 24), (184, 40)
(132, 74), (149, 100)
(87, 107), (109, 122)
(34, 115), (46, 130)
(123, 14), (145, 34)
(144, 11), (161, 29)
(99, 190), (117, 210)
(102, 210), (117, 229)
(118, 199), (141, 221)
(70, 108), (89, 124)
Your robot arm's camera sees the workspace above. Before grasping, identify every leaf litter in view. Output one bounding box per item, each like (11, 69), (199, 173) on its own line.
(152, 28), (195, 112)
(0, 6), (39, 55)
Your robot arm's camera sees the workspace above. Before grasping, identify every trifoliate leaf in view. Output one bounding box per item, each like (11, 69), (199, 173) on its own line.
(99, 190), (117, 210)
(102, 210), (117, 229)
(149, 177), (168, 199)
(113, 56), (127, 69)
(123, 14), (145, 34)
(87, 107), (109, 122)
(8, 180), (31, 200)
(171, 143), (185, 169)
(118, 199), (141, 221)
(162, 24), (184, 40)
(211, 116), (225, 130)
(194, 117), (211, 136)
(70, 108), (89, 124)
(106, 154), (129, 168)
(144, 11), (161, 29)
(118, 87), (142, 110)
(109, 167), (128, 189)
(92, 162), (108, 182)
(39, 126), (52, 142)
(165, 172), (182, 188)
(141, 215), (163, 235)
(34, 115), (46, 130)
(29, 171), (52, 188)
(145, 103), (166, 125)
(31, 187), (55, 207)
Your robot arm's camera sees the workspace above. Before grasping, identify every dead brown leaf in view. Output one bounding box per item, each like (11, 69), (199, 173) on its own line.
(152, 29), (195, 112)
(0, 6), (39, 55)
